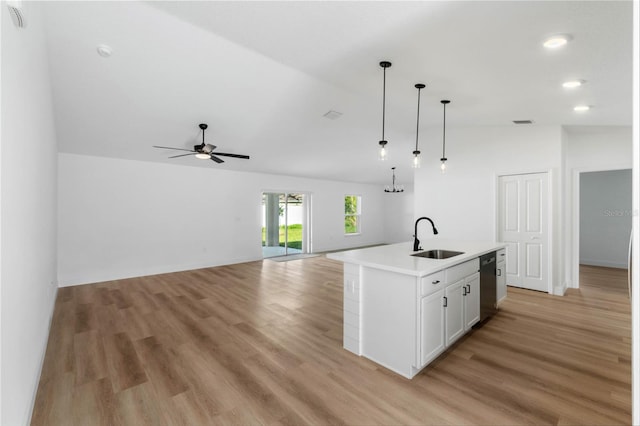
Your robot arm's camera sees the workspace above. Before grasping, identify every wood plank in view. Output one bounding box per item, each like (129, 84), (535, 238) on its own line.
(134, 336), (189, 398)
(104, 332), (148, 393)
(32, 259), (631, 425)
(73, 330), (108, 386)
(72, 377), (121, 426)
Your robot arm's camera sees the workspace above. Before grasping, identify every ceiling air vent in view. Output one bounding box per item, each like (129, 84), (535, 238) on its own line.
(513, 120), (534, 125)
(323, 110), (343, 120)
(7, 1), (26, 28)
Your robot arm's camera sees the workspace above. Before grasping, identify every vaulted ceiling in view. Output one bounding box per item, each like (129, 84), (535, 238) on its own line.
(41, 1), (633, 184)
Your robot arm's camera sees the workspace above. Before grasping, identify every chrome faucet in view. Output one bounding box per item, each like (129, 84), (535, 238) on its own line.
(413, 217), (438, 251)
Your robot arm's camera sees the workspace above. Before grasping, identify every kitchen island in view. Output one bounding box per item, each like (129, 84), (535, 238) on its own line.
(327, 239), (506, 379)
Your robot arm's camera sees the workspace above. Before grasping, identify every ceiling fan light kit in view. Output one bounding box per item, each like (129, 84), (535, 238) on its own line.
(153, 123), (250, 164)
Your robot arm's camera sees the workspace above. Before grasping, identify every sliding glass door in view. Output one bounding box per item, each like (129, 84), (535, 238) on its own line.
(262, 192), (309, 258)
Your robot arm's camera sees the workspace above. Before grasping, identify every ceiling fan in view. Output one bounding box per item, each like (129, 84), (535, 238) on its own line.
(153, 123), (250, 164)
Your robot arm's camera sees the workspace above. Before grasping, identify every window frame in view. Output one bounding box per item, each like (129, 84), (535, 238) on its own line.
(344, 194), (362, 235)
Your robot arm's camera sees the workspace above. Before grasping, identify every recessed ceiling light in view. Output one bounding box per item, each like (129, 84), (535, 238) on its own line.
(96, 44), (113, 58)
(574, 105), (591, 112)
(543, 34), (572, 49)
(563, 80), (585, 89)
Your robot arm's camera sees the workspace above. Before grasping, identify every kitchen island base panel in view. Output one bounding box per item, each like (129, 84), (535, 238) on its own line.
(342, 263), (361, 354)
(361, 267), (417, 379)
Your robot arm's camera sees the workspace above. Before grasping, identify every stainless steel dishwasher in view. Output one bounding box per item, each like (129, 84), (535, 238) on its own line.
(480, 252), (498, 321)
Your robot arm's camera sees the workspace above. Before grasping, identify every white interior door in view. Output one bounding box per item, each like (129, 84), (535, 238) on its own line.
(498, 173), (549, 292)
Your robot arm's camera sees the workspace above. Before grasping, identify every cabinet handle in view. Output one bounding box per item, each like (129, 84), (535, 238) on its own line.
(432, 280), (440, 285)
(466, 284), (471, 293)
(497, 269), (502, 276)
(443, 296), (447, 307)
(463, 286), (467, 296)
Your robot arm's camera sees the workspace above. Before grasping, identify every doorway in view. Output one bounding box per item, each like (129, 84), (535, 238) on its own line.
(262, 192), (310, 258)
(497, 172), (550, 293)
(576, 169), (632, 286)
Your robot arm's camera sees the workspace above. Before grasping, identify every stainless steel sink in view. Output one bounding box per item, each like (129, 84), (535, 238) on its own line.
(411, 249), (464, 259)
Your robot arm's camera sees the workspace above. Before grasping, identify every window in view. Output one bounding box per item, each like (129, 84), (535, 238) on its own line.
(344, 195), (361, 235)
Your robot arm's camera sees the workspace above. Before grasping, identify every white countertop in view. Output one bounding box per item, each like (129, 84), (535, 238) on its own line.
(326, 239), (506, 277)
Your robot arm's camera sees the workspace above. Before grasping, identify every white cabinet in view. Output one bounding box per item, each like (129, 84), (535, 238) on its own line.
(419, 289), (445, 366)
(464, 272), (480, 330)
(444, 279), (465, 346)
(496, 249), (506, 303)
(442, 259), (479, 347)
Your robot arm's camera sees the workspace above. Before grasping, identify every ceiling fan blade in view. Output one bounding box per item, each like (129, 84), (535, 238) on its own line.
(168, 153), (195, 159)
(210, 155), (225, 164)
(153, 145), (195, 153)
(213, 152), (250, 160)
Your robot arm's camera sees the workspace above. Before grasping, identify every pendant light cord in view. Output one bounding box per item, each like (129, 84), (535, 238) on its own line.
(442, 101), (447, 158)
(415, 87), (422, 152)
(382, 66), (386, 141)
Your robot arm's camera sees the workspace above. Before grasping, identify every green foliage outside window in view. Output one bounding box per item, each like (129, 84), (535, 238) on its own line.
(345, 195), (361, 234)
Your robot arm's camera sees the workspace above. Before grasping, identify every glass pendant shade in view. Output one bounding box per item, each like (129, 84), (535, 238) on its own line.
(379, 141), (388, 161)
(412, 151), (421, 168)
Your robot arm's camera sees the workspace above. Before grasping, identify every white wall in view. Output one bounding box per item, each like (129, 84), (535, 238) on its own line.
(58, 153), (387, 286)
(415, 125), (562, 240)
(579, 169), (632, 268)
(1, 3), (59, 425)
(383, 184), (415, 244)
(414, 125), (564, 291)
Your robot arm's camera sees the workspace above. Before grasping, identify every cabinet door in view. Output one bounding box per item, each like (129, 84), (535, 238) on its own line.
(420, 289), (445, 367)
(445, 280), (465, 346)
(496, 260), (506, 303)
(464, 272), (480, 330)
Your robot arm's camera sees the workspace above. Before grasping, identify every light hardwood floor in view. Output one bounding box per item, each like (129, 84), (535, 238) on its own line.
(32, 259), (631, 425)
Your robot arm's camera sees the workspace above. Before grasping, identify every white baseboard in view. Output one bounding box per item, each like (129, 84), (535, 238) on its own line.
(553, 281), (569, 296)
(579, 259), (628, 269)
(57, 255), (263, 287)
(26, 285), (58, 425)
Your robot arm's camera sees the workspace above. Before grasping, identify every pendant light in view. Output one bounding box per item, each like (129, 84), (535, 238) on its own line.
(384, 167), (404, 193)
(412, 83), (425, 168)
(440, 100), (450, 173)
(378, 61), (392, 161)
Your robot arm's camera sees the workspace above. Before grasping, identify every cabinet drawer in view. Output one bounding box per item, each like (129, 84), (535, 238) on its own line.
(497, 249), (506, 261)
(446, 258), (479, 284)
(420, 271), (445, 296)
